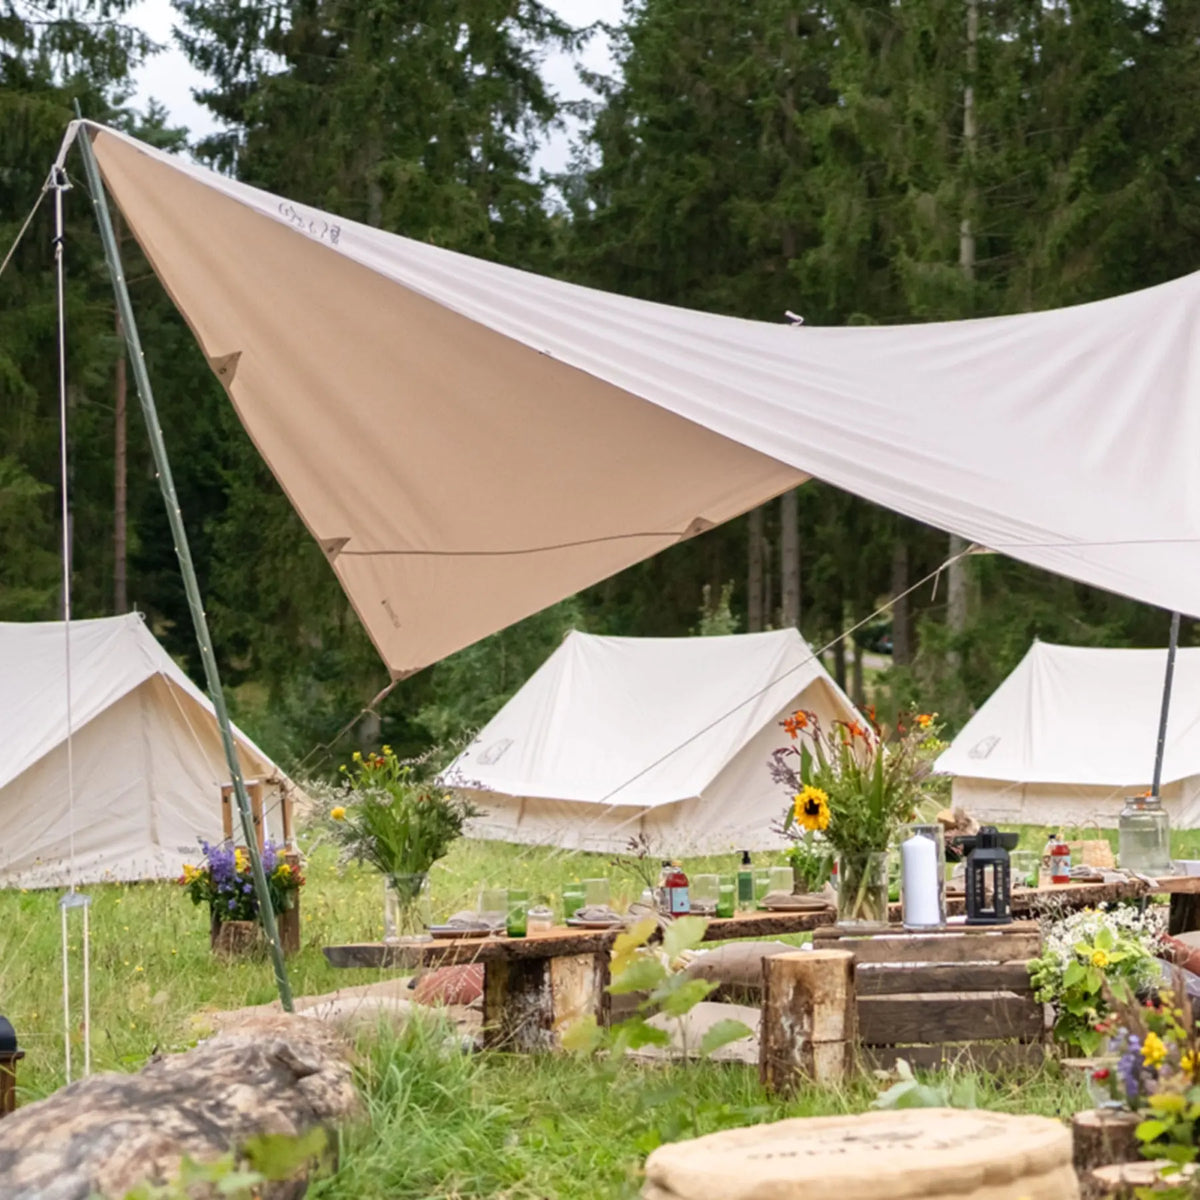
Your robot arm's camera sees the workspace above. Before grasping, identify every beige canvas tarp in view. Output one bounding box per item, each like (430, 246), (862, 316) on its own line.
(73, 122), (1200, 678)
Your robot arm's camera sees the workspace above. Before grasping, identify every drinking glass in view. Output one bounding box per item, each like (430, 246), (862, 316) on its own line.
(768, 865), (793, 896)
(478, 886), (507, 929)
(716, 875), (736, 918)
(691, 873), (720, 914)
(583, 877), (610, 908)
(562, 883), (585, 920)
(505, 888), (529, 938)
(753, 867), (772, 905)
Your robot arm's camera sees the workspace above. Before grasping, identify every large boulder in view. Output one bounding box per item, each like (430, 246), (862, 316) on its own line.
(0, 1014), (359, 1200)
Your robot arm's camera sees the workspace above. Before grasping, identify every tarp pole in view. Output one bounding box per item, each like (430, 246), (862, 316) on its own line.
(1151, 611), (1182, 800)
(73, 118), (294, 1012)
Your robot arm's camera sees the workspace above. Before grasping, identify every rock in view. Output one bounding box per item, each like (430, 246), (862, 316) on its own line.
(205, 978), (481, 1042)
(629, 1001), (760, 1064)
(0, 1014), (360, 1200)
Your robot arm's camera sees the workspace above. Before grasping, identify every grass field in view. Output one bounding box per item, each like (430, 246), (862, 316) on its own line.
(2, 820), (1186, 1197)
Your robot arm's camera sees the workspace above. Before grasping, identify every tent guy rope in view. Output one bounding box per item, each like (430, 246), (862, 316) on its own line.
(49, 159), (92, 1082)
(65, 115), (295, 1013)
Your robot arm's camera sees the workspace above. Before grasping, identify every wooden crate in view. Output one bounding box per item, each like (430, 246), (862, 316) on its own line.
(812, 922), (1048, 1070)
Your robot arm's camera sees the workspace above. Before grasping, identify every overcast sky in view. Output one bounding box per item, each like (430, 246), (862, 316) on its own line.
(125, 0), (623, 173)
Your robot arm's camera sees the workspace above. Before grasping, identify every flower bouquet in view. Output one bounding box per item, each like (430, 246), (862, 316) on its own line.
(1088, 975), (1200, 1197)
(770, 708), (937, 927)
(325, 746), (478, 942)
(179, 839), (304, 955)
(1028, 905), (1162, 1055)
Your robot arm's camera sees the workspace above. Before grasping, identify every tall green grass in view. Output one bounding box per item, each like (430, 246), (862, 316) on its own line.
(0, 822), (1159, 1107)
(310, 1015), (1089, 1200)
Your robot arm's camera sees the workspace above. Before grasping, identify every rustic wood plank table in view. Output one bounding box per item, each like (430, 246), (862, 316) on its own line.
(324, 909), (836, 1051)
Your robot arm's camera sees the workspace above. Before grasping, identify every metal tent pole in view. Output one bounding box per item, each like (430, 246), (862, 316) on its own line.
(1151, 611), (1182, 800)
(74, 119), (293, 1012)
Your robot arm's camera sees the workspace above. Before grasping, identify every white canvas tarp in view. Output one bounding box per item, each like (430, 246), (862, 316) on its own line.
(935, 641), (1200, 828)
(441, 628), (863, 853)
(75, 122), (1200, 679)
(0, 614), (289, 887)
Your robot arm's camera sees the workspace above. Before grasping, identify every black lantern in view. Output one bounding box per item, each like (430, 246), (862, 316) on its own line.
(965, 826), (1012, 926)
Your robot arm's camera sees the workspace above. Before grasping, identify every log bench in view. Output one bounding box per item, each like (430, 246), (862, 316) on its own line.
(810, 921), (1048, 1072)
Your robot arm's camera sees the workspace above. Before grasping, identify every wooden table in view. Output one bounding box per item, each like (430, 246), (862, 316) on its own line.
(325, 877), (1198, 1052)
(324, 910), (836, 1051)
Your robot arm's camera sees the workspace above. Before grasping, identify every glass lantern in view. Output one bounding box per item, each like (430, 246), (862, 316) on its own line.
(965, 827), (1012, 926)
(1119, 795), (1172, 877)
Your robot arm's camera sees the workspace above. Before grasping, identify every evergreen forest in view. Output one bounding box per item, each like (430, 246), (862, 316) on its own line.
(4, 0), (1200, 770)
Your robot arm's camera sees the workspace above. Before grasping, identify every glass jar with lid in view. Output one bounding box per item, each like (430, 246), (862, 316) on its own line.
(1119, 794), (1172, 877)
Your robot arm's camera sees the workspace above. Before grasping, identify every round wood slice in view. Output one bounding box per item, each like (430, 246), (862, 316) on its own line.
(642, 1108), (1078, 1200)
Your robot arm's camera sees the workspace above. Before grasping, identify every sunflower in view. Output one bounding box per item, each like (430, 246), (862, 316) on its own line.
(793, 785), (831, 832)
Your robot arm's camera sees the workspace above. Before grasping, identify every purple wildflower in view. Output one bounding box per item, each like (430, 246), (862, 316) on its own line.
(1118, 1035), (1143, 1102)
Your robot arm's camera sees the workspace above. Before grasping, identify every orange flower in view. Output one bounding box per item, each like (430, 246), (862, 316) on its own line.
(846, 721), (867, 739)
(915, 713), (935, 730)
(782, 711), (810, 740)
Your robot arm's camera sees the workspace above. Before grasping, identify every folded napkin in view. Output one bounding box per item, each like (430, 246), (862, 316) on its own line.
(572, 904), (623, 924)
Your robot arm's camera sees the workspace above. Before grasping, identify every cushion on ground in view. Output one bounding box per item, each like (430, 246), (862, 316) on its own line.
(682, 941), (796, 1001)
(411, 964), (485, 1007)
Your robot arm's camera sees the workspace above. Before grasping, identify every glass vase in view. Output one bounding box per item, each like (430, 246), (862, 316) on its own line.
(384, 873), (431, 943)
(836, 851), (889, 929)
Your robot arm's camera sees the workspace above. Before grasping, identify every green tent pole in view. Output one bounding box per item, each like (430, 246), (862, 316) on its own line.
(73, 118), (294, 1012)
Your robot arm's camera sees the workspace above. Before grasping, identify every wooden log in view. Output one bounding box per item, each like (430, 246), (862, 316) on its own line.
(856, 961), (1033, 995)
(482, 951), (609, 1051)
(1073, 1109), (1143, 1176)
(1169, 892), (1200, 936)
(1082, 1161), (1194, 1199)
(814, 926), (1041, 964)
(760, 949), (855, 1094)
(863, 1041), (1049, 1073)
(0, 1051), (24, 1117)
(857, 992), (1044, 1044)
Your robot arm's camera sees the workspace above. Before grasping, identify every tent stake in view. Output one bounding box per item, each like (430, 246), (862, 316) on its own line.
(73, 117), (293, 1012)
(1151, 611), (1181, 801)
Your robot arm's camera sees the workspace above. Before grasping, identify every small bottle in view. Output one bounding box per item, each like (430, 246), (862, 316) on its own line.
(737, 850), (754, 909)
(1050, 835), (1071, 885)
(663, 861), (690, 916)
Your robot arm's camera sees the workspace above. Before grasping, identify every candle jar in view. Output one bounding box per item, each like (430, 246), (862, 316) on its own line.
(900, 823), (946, 931)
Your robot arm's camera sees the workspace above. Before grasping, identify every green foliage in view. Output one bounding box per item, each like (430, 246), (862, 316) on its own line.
(322, 749), (477, 886)
(1028, 906), (1162, 1055)
(565, 915), (753, 1061)
(872, 1057), (978, 1112)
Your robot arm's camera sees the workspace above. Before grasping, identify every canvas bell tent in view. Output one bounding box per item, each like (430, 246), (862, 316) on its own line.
(441, 628), (864, 854)
(0, 614), (290, 888)
(935, 642), (1200, 828)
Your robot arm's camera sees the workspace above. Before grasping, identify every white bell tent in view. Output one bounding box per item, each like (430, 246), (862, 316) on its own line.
(935, 642), (1200, 828)
(0, 613), (290, 888)
(441, 628), (864, 854)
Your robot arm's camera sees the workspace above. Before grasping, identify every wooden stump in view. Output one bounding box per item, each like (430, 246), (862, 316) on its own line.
(760, 949), (855, 1094)
(1082, 1161), (1195, 1199)
(1073, 1109), (1143, 1175)
(211, 918), (261, 960)
(482, 951), (609, 1051)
